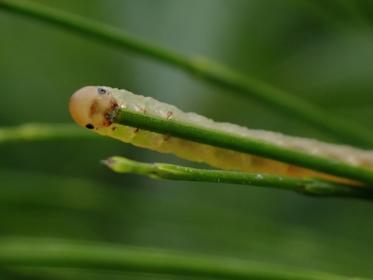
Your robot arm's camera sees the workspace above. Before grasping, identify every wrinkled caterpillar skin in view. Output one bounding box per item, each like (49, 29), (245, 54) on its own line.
(69, 86), (373, 180)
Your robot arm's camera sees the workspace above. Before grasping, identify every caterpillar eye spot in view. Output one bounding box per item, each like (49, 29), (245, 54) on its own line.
(86, 123), (94, 129)
(97, 87), (107, 95)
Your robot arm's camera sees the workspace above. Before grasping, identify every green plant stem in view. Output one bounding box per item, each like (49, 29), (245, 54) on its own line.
(0, 238), (366, 280)
(103, 156), (373, 200)
(1, 0), (373, 147)
(0, 123), (96, 143)
(114, 109), (373, 186)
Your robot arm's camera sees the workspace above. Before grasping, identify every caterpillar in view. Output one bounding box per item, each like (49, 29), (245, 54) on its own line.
(69, 86), (373, 180)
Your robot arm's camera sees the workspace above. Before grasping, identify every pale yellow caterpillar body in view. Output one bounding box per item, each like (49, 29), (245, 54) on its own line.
(69, 86), (373, 181)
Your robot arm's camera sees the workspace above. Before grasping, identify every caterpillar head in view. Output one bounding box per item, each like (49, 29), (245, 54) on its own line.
(69, 86), (118, 129)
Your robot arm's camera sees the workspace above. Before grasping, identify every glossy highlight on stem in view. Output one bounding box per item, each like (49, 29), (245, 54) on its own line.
(103, 156), (373, 200)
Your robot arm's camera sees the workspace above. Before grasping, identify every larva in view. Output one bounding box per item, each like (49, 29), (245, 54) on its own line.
(69, 86), (373, 180)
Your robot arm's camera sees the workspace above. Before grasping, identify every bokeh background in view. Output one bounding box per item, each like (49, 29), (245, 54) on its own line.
(1, 0), (373, 278)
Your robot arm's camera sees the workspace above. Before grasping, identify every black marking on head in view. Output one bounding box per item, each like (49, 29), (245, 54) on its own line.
(166, 111), (173, 119)
(86, 123), (94, 129)
(97, 87), (107, 95)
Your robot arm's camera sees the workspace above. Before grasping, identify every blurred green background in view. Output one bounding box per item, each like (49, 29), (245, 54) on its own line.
(1, 0), (373, 278)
